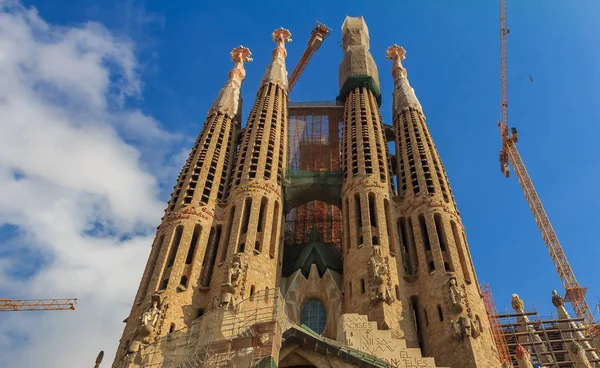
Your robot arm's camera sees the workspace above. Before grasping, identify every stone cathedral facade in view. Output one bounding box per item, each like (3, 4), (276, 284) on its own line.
(113, 16), (502, 368)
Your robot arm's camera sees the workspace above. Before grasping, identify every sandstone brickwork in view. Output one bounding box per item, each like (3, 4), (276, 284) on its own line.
(112, 46), (251, 364)
(387, 44), (501, 367)
(113, 16), (505, 368)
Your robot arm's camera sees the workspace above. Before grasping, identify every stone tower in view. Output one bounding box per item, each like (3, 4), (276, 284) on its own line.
(386, 44), (501, 367)
(112, 16), (505, 368)
(113, 46), (252, 362)
(205, 27), (291, 311)
(337, 16), (413, 344)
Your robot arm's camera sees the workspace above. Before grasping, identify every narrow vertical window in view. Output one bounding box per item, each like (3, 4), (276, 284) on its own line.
(368, 192), (377, 227)
(166, 226), (184, 268)
(395, 285), (400, 300)
(241, 198), (252, 235)
(160, 278), (169, 291)
(257, 197), (267, 232)
(360, 278), (366, 294)
(354, 193), (362, 246)
(384, 199), (395, 256)
(344, 198), (350, 251)
(199, 226), (221, 287)
(220, 206), (235, 263)
(179, 275), (188, 290)
(433, 214), (447, 251)
(169, 323), (175, 333)
(418, 214), (431, 251)
(451, 220), (472, 284)
(250, 285), (255, 301)
(185, 225), (202, 265)
(269, 201), (280, 259)
(437, 304), (444, 321)
(410, 296), (424, 351)
(139, 234), (164, 300)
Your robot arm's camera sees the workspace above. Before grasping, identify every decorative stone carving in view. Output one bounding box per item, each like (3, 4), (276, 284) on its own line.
(220, 254), (246, 308)
(369, 245), (394, 304)
(569, 340), (593, 368)
(450, 316), (480, 340)
(515, 344), (534, 368)
(511, 294), (525, 312)
(130, 293), (168, 350)
(448, 275), (464, 314)
(551, 289), (564, 307)
(141, 301), (161, 327)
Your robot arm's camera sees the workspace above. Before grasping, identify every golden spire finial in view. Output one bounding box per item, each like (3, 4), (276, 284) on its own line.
(386, 44), (407, 80)
(228, 46), (252, 82)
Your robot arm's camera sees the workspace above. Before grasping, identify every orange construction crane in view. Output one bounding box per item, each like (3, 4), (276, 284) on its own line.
(288, 21), (331, 93)
(0, 298), (77, 312)
(497, 0), (598, 335)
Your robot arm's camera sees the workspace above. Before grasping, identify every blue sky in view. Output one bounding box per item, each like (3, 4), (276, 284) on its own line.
(2, 0), (600, 365)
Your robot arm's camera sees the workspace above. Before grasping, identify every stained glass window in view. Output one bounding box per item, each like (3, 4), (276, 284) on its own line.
(300, 299), (327, 334)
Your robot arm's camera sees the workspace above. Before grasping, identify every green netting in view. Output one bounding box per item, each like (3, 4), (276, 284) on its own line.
(336, 75), (382, 107)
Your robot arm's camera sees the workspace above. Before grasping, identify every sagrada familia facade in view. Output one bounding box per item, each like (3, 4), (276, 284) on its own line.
(110, 16), (525, 368)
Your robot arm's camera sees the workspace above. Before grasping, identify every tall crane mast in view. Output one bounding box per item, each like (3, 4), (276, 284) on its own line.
(497, 0), (598, 335)
(0, 298), (77, 312)
(288, 21), (331, 93)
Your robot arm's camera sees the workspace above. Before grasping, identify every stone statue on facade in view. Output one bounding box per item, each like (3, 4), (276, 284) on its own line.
(220, 254), (244, 308)
(448, 275), (465, 314)
(369, 245), (393, 304)
(450, 316), (481, 340)
(141, 301), (161, 327)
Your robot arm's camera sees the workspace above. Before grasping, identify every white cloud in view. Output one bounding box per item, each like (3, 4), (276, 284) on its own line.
(0, 1), (181, 367)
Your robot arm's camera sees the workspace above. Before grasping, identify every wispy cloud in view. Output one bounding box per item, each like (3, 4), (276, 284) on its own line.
(0, 1), (180, 366)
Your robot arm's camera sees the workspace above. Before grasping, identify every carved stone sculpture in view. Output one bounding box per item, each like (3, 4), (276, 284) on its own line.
(515, 344), (534, 368)
(369, 245), (393, 304)
(220, 254), (244, 307)
(551, 289), (564, 307)
(450, 316), (481, 340)
(569, 340), (593, 368)
(449, 275), (465, 314)
(511, 294), (525, 312)
(141, 301), (161, 327)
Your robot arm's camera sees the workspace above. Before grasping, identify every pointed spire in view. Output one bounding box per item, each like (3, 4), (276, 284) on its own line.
(386, 45), (422, 112)
(260, 27), (292, 90)
(209, 46), (253, 117)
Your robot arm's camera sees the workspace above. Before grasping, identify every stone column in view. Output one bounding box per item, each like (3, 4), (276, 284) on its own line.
(386, 44), (500, 367)
(112, 46), (252, 365)
(511, 294), (554, 366)
(207, 28), (292, 311)
(551, 290), (600, 366)
(337, 16), (406, 342)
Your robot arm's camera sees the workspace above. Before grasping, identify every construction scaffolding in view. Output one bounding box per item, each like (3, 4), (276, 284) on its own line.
(114, 290), (293, 368)
(495, 310), (600, 367)
(285, 102), (343, 248)
(482, 284), (511, 365)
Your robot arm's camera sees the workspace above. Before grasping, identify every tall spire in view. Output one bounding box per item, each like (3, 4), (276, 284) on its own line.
(210, 46), (253, 116)
(260, 27), (292, 90)
(386, 45), (422, 113)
